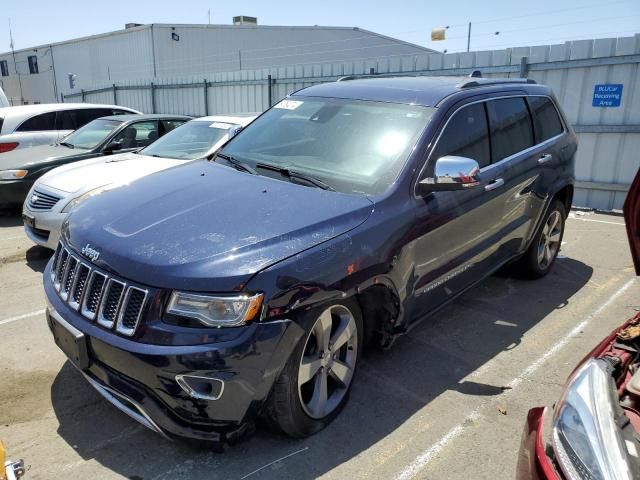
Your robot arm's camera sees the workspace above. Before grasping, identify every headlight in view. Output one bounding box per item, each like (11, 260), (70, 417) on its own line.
(552, 358), (635, 480)
(166, 292), (263, 327)
(0, 169), (28, 180)
(61, 185), (113, 213)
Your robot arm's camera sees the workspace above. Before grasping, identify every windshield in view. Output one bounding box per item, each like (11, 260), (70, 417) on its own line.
(62, 119), (122, 150)
(140, 120), (233, 160)
(221, 97), (434, 195)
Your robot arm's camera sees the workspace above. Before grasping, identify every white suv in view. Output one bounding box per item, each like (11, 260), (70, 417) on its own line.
(0, 103), (139, 154)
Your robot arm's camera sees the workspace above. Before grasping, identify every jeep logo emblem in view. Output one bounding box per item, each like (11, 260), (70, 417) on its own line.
(81, 244), (100, 262)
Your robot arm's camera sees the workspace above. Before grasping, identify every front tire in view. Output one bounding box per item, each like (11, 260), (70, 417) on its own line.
(264, 298), (362, 437)
(518, 199), (566, 278)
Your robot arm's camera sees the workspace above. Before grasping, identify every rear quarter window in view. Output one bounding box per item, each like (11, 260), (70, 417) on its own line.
(486, 97), (534, 162)
(16, 111), (56, 132)
(528, 96), (564, 143)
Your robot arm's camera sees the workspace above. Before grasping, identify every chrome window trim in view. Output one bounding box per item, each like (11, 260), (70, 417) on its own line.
(115, 286), (148, 337)
(97, 278), (126, 329)
(81, 270), (107, 321)
(413, 94), (567, 197)
(68, 262), (90, 311)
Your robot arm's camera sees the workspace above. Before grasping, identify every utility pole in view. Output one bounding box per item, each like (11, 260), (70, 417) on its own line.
(208, 10), (211, 24)
(466, 22), (472, 52)
(8, 19), (24, 104)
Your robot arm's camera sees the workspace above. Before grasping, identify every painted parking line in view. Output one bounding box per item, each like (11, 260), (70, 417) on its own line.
(0, 308), (45, 326)
(567, 217), (625, 226)
(395, 276), (636, 480)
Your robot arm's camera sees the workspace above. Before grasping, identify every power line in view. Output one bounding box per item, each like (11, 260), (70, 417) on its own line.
(438, 12), (640, 41)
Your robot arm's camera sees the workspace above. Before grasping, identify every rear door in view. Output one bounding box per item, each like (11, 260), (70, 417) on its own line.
(484, 96), (539, 258)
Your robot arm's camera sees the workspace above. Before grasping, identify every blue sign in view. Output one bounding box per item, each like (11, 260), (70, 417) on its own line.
(592, 84), (623, 107)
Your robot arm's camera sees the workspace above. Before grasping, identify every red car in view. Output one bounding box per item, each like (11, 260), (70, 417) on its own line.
(517, 170), (640, 480)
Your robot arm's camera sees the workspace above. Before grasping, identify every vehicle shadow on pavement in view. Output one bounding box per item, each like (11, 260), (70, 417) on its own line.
(0, 209), (22, 227)
(25, 246), (52, 273)
(49, 258), (593, 480)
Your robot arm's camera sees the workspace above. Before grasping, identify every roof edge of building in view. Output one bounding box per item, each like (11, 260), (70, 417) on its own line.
(1, 23), (437, 57)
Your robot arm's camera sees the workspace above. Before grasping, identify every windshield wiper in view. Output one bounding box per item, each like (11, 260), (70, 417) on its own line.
(59, 141), (74, 149)
(255, 163), (335, 191)
(212, 153), (257, 175)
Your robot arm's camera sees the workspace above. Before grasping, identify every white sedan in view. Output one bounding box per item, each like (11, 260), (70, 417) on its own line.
(22, 113), (258, 249)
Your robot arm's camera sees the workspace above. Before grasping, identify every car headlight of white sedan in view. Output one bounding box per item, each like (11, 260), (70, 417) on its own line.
(61, 185), (114, 213)
(552, 358), (635, 480)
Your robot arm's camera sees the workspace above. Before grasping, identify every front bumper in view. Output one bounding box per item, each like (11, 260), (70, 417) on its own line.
(516, 407), (561, 480)
(22, 205), (65, 250)
(0, 179), (33, 208)
(44, 262), (301, 443)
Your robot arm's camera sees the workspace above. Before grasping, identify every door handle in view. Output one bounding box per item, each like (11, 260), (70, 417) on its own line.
(538, 154), (553, 165)
(484, 178), (504, 192)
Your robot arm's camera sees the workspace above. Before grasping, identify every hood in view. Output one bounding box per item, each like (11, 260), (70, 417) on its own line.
(624, 168), (640, 275)
(0, 144), (75, 169)
(65, 160), (374, 291)
(39, 152), (185, 194)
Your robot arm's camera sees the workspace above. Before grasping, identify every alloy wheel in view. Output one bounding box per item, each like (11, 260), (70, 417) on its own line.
(537, 210), (563, 270)
(297, 304), (358, 419)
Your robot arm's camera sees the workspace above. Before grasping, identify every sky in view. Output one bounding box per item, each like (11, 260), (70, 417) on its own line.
(2, 0), (639, 55)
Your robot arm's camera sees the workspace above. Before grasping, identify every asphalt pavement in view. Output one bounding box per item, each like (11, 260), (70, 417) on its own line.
(0, 208), (637, 480)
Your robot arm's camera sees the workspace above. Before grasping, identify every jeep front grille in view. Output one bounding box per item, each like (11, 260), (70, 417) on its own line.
(28, 189), (61, 211)
(51, 242), (147, 336)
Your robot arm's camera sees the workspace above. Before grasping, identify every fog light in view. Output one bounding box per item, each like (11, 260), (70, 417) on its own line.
(175, 374), (224, 401)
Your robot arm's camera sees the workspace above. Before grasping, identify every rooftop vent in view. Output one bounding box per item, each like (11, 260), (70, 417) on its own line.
(233, 16), (257, 25)
(125, 23), (144, 29)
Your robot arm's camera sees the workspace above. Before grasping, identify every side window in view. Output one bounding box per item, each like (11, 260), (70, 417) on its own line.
(27, 56), (38, 74)
(111, 109), (130, 116)
(528, 97), (563, 144)
(160, 119), (186, 135)
(16, 111), (56, 131)
(0, 60), (8, 77)
(431, 102), (491, 169)
(76, 108), (113, 127)
(111, 121), (159, 149)
(56, 110), (78, 130)
(486, 97), (534, 162)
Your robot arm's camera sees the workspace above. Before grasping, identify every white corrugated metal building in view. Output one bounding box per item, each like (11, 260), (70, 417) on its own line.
(0, 22), (435, 105)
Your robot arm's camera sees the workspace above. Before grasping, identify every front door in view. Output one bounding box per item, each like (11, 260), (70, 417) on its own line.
(411, 100), (514, 320)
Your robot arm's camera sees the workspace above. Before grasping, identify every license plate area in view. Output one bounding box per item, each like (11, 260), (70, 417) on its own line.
(22, 213), (35, 229)
(48, 310), (90, 370)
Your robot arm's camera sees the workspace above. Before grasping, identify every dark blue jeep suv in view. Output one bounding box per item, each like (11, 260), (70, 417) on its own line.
(44, 75), (577, 443)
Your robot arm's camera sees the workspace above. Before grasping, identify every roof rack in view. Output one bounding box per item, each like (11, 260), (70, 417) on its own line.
(458, 78), (537, 88)
(336, 73), (416, 82)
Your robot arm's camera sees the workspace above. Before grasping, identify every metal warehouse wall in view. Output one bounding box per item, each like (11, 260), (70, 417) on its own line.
(0, 25), (155, 104)
(0, 24), (432, 105)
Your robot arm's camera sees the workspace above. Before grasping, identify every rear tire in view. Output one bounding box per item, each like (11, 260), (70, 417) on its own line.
(263, 298), (363, 438)
(518, 199), (566, 279)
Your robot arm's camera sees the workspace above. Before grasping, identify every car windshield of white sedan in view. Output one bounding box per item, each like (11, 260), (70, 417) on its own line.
(221, 97), (435, 195)
(62, 119), (122, 150)
(139, 120), (231, 160)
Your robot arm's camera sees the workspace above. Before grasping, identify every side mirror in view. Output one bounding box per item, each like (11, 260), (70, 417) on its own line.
(103, 141), (123, 154)
(228, 125), (243, 138)
(417, 155), (481, 195)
